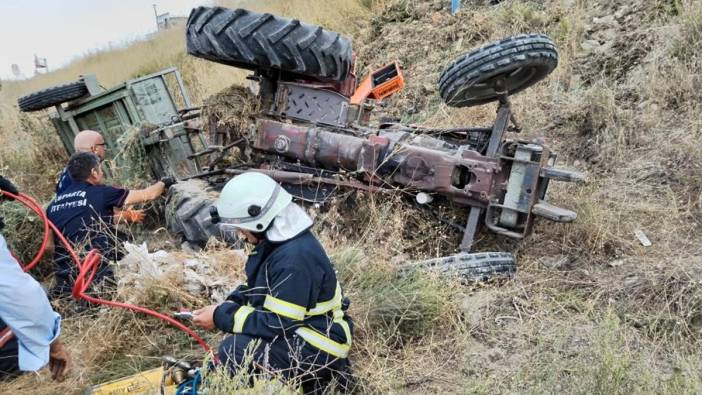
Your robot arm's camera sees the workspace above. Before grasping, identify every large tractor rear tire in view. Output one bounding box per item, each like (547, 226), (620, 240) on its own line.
(402, 252), (515, 281)
(438, 34), (558, 108)
(186, 6), (353, 82)
(18, 81), (88, 112)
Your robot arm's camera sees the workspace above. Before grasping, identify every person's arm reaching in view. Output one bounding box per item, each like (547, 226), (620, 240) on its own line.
(0, 235), (67, 375)
(123, 182), (165, 206)
(49, 338), (70, 381)
(123, 177), (176, 206)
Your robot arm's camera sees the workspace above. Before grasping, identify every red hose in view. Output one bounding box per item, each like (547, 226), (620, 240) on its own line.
(1, 190), (211, 352)
(4, 193), (49, 272)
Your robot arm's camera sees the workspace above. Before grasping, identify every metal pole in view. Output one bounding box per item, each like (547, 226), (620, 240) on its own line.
(459, 206), (482, 252)
(153, 4), (159, 31)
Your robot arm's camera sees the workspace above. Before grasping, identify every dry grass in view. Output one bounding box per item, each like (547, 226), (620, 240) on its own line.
(2, 0), (702, 393)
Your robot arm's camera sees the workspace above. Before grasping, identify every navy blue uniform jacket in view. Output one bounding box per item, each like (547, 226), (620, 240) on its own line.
(213, 230), (352, 352)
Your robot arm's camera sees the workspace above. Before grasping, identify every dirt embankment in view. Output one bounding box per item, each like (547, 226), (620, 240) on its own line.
(342, 0), (702, 392)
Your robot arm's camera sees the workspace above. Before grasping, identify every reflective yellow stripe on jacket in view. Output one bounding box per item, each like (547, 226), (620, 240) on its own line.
(295, 306), (353, 358)
(260, 282), (352, 359)
(295, 325), (350, 358)
(306, 282), (343, 316)
(263, 295), (306, 321)
(233, 305), (255, 333)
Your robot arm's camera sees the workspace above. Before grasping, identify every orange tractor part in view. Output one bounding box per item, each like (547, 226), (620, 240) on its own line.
(350, 62), (405, 105)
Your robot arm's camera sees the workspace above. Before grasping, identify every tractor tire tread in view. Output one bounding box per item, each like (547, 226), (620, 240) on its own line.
(403, 252), (516, 281)
(17, 81), (89, 112)
(438, 34), (558, 107)
(186, 6), (352, 82)
(166, 180), (222, 246)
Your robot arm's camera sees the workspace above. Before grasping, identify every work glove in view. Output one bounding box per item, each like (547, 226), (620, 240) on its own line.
(160, 176), (177, 189)
(114, 208), (145, 224)
(0, 175), (19, 201)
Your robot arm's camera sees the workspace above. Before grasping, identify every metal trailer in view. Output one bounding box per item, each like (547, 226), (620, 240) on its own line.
(42, 68), (204, 180)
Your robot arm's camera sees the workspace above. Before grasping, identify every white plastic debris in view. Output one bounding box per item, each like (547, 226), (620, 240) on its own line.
(116, 242), (246, 303)
(634, 229), (652, 247)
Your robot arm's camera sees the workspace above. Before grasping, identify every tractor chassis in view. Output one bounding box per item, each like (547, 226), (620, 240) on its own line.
(188, 76), (583, 257)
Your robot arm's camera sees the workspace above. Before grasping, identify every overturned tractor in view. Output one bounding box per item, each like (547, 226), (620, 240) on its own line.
(172, 6), (583, 279)
(19, 6), (583, 280)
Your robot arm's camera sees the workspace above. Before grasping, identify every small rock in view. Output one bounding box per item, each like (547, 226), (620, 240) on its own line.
(634, 229), (652, 247)
(390, 253), (410, 265)
(608, 259), (625, 267)
(460, 291), (495, 328)
(598, 27), (618, 42)
(580, 39), (602, 53)
(431, 12), (442, 26)
(540, 255), (568, 269)
(593, 15), (617, 26)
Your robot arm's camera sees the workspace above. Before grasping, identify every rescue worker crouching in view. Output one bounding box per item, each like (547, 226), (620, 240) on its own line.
(46, 152), (176, 298)
(57, 129), (144, 224)
(192, 172), (354, 393)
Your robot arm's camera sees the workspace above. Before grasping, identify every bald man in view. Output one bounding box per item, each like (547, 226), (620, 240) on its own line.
(54, 131), (145, 224)
(56, 130), (106, 194)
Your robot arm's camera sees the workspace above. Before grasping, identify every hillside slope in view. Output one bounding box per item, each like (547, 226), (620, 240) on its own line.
(347, 0), (702, 392)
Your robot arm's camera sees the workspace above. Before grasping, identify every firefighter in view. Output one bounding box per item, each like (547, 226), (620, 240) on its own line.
(192, 172), (353, 393)
(46, 152), (175, 297)
(0, 176), (71, 381)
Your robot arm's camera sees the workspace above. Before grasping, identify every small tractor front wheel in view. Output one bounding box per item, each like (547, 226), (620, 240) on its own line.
(438, 34), (558, 108)
(402, 251), (515, 281)
(17, 81), (89, 112)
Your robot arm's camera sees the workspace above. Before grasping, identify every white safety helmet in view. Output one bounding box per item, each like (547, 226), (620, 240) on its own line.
(215, 172), (292, 233)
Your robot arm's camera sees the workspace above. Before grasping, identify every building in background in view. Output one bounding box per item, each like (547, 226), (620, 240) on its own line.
(34, 55), (48, 75)
(156, 12), (187, 30)
(153, 4), (187, 31)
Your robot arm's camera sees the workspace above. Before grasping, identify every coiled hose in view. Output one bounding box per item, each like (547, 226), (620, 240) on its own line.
(0, 190), (210, 352)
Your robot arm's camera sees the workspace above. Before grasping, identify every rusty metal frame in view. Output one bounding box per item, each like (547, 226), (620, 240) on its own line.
(198, 68), (582, 255)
